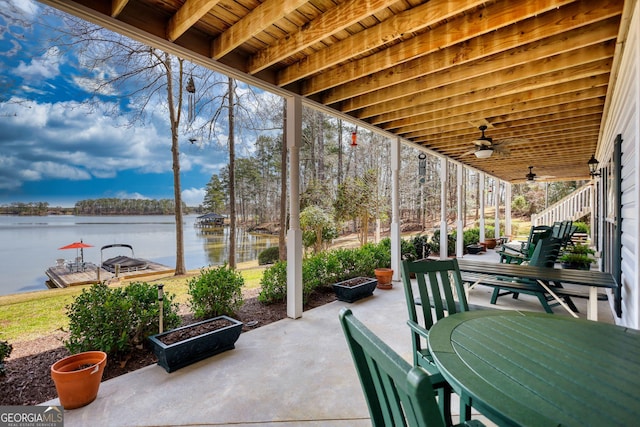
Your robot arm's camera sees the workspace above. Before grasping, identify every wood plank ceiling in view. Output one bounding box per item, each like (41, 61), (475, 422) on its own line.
(41, 0), (628, 183)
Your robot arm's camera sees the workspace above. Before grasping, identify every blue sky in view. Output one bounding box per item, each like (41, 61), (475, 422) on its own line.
(0, 0), (273, 207)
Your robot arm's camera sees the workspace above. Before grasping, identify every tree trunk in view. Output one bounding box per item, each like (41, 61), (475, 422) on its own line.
(337, 119), (343, 186)
(166, 54), (186, 275)
(279, 99), (287, 261)
(228, 77), (236, 268)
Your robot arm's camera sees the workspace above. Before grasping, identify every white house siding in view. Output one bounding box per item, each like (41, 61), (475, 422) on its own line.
(599, 1), (639, 329)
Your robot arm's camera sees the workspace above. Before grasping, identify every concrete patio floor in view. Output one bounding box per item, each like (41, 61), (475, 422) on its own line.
(45, 249), (615, 426)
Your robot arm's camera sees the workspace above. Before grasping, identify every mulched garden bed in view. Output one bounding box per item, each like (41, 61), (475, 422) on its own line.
(0, 288), (337, 406)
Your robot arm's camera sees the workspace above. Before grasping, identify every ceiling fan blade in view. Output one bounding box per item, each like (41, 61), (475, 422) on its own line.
(461, 149), (477, 156)
(494, 137), (528, 146)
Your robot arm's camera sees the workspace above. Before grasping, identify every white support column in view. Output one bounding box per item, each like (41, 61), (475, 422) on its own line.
(456, 163), (464, 257)
(590, 182), (596, 243)
(479, 172), (486, 242)
(286, 95), (303, 319)
(494, 180), (500, 239)
(505, 182), (512, 239)
(390, 138), (401, 281)
(440, 157), (448, 259)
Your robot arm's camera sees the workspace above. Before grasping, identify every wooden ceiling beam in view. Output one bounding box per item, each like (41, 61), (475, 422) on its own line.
(167, 0), (222, 42)
(247, 0), (398, 74)
(358, 46), (613, 121)
(111, 0), (129, 17)
(297, 0), (582, 94)
(212, 0), (308, 59)
(326, 10), (620, 105)
(388, 83), (607, 134)
(371, 61), (611, 128)
(406, 104), (604, 140)
(440, 126), (602, 155)
(422, 114), (603, 147)
(402, 98), (605, 139)
(338, 23), (618, 112)
(278, 0), (552, 88)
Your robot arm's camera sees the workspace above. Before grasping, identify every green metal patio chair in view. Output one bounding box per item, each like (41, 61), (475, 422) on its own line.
(339, 308), (484, 427)
(401, 258), (472, 424)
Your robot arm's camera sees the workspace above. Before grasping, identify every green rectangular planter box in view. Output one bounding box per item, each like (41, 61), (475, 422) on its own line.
(332, 277), (377, 303)
(148, 315), (243, 373)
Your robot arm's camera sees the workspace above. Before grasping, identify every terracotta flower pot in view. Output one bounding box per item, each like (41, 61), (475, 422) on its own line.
(51, 351), (107, 409)
(485, 238), (497, 249)
(374, 268), (393, 289)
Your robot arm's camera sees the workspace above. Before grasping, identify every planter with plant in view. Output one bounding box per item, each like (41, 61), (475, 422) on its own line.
(559, 244), (596, 270)
(149, 264), (244, 373)
(332, 277), (378, 302)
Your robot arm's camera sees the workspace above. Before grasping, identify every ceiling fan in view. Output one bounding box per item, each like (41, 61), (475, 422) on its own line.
(524, 166), (556, 183)
(462, 125), (514, 158)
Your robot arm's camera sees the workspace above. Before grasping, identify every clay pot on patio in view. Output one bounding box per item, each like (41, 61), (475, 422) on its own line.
(484, 238), (498, 249)
(374, 268), (393, 289)
(51, 351), (107, 409)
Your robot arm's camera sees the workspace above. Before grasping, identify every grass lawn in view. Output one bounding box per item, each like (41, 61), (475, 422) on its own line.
(0, 262), (266, 343)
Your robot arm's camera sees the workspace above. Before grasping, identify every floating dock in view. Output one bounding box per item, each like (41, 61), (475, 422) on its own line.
(45, 260), (174, 289)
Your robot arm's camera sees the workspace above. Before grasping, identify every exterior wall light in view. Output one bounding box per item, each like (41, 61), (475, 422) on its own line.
(588, 155), (601, 178)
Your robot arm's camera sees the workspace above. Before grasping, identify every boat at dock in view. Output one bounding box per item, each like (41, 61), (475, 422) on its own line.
(45, 243), (174, 289)
(101, 244), (148, 273)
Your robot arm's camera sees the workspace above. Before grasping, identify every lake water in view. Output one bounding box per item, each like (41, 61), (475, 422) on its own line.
(0, 215), (278, 296)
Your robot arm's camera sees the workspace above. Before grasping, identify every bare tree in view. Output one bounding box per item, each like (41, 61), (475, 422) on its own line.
(47, 12), (199, 275)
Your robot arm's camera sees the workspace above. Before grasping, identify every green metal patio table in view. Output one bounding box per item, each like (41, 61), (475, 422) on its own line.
(428, 310), (640, 427)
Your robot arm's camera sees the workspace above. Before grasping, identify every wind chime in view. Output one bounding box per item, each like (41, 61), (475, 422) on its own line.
(186, 75), (196, 124)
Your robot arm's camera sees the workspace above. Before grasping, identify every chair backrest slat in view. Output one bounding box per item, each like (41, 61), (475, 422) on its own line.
(401, 259), (471, 366)
(528, 237), (563, 268)
(339, 308), (445, 427)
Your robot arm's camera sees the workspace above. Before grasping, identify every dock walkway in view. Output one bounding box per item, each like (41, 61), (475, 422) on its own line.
(46, 260), (174, 288)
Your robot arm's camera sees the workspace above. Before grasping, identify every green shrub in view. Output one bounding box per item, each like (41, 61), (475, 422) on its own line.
(258, 240), (393, 305)
(0, 340), (12, 376)
(463, 228), (480, 247)
(258, 246), (280, 265)
(567, 243), (595, 256)
(258, 261), (287, 304)
(430, 229), (456, 256)
(188, 264), (244, 319)
(65, 282), (180, 355)
(410, 234), (431, 260)
(573, 221), (590, 234)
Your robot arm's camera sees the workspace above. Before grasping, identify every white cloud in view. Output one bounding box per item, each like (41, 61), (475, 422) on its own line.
(15, 46), (62, 80)
(114, 191), (149, 200)
(21, 162), (91, 181)
(182, 187), (205, 206)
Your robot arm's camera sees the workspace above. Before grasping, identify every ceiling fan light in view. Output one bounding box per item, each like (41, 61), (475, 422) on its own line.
(474, 147), (493, 159)
(525, 166), (536, 183)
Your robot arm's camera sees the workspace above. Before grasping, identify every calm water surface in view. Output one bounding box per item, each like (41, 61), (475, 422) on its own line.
(0, 215), (278, 296)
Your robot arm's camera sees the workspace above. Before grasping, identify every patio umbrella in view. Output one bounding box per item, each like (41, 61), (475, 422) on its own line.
(59, 240), (93, 264)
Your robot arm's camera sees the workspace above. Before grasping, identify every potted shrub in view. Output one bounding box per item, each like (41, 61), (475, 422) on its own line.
(332, 276), (377, 302)
(560, 244), (596, 270)
(149, 265), (244, 373)
(51, 351), (107, 409)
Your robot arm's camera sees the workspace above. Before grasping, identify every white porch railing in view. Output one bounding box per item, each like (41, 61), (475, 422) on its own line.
(531, 183), (593, 226)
